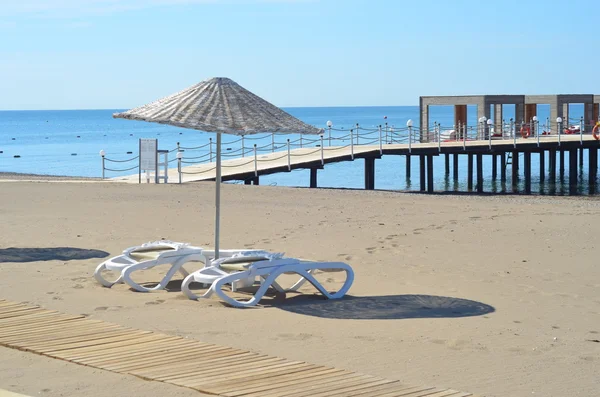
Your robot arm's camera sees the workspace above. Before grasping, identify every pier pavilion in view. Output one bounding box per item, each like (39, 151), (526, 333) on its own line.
(419, 94), (598, 143)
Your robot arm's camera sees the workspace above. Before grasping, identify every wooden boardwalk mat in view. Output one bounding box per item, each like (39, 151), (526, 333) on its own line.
(0, 300), (476, 397)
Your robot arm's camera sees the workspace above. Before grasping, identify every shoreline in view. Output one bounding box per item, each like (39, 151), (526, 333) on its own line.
(0, 172), (101, 182)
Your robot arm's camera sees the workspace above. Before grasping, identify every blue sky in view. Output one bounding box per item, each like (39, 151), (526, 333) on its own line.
(1, 0), (598, 110)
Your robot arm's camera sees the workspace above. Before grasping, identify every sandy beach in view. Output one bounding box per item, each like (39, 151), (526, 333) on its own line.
(1, 180), (599, 397)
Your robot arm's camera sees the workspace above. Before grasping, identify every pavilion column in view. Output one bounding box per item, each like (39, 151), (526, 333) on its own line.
(494, 104), (503, 128)
(515, 103), (525, 125)
(420, 98), (429, 143)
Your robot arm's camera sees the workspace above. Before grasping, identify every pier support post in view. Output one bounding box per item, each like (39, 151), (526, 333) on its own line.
(559, 150), (565, 179)
(569, 149), (578, 195)
(245, 177), (259, 185)
(453, 154), (459, 181)
(310, 167), (318, 188)
(512, 151), (519, 193)
(500, 153), (507, 183)
(539, 151), (545, 184)
(491, 154), (497, 180)
(549, 149), (556, 184)
(589, 147), (598, 194)
(579, 147), (584, 169)
(406, 155), (411, 179)
(444, 154), (450, 175)
(364, 157), (375, 190)
(244, 179), (251, 185)
(419, 155), (426, 192)
(467, 154), (474, 191)
(427, 155), (434, 193)
(476, 153), (483, 193)
(524, 151), (531, 194)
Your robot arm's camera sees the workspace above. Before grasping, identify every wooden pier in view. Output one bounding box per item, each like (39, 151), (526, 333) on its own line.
(114, 134), (600, 195)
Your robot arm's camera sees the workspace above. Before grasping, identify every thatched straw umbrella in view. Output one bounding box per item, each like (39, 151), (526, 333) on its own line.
(114, 77), (322, 258)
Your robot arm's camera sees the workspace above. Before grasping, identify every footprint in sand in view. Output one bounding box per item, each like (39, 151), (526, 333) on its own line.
(94, 306), (122, 312)
(73, 284), (84, 289)
(277, 333), (313, 341)
(145, 299), (166, 305)
(71, 277), (88, 282)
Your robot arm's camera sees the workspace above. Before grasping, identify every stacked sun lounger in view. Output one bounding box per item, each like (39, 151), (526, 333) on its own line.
(94, 241), (354, 308)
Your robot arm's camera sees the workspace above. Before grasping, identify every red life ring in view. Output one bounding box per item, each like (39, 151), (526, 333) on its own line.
(520, 125), (531, 138)
(593, 123), (600, 141)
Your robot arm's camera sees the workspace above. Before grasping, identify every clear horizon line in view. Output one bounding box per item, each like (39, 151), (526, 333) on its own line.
(0, 104), (420, 112)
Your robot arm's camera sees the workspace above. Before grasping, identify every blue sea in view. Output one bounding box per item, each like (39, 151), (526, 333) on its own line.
(0, 105), (591, 194)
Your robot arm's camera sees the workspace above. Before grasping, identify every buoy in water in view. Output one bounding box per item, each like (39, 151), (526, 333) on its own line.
(179, 132), (183, 135)
(11, 138), (15, 140)
(45, 137), (48, 139)
(226, 148), (232, 150)
(14, 155), (21, 158)
(129, 134), (133, 136)
(0, 150), (3, 153)
(127, 151), (133, 154)
(71, 153), (77, 156)
(77, 136), (81, 138)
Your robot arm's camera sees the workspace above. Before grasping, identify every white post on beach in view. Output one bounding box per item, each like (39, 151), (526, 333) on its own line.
(241, 135), (245, 157)
(557, 117), (562, 146)
(287, 138), (291, 171)
(271, 133), (275, 153)
(209, 138), (213, 162)
(99, 150), (105, 180)
(320, 134), (324, 165)
(327, 120), (333, 147)
(378, 125), (382, 155)
(253, 144), (258, 177)
(534, 116), (539, 147)
(580, 116), (584, 145)
(350, 129), (354, 159)
(488, 119), (493, 150)
(385, 122), (388, 144)
(176, 151), (183, 184)
(406, 119), (413, 153)
(511, 119), (516, 148)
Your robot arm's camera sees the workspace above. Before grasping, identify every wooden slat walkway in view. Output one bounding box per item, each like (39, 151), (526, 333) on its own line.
(0, 299), (476, 397)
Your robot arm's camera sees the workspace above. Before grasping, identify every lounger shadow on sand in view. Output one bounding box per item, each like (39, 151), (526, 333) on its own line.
(273, 294), (495, 320)
(0, 247), (110, 263)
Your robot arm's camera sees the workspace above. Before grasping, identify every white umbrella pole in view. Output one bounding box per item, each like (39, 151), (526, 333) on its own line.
(215, 132), (222, 259)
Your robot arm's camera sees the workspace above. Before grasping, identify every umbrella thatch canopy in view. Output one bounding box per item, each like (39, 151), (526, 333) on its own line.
(114, 77), (323, 135)
(114, 77), (322, 258)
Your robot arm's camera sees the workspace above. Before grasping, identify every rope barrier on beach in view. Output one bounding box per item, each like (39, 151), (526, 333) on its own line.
(104, 165), (139, 172)
(180, 166), (217, 175)
(104, 156), (139, 163)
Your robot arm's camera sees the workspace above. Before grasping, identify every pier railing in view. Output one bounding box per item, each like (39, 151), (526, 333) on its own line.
(100, 116), (599, 181)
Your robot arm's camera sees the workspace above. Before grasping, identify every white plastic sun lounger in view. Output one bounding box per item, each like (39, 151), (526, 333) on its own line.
(181, 254), (354, 308)
(94, 241), (267, 292)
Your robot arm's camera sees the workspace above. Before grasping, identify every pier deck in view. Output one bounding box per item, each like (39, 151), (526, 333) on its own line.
(114, 135), (599, 189)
